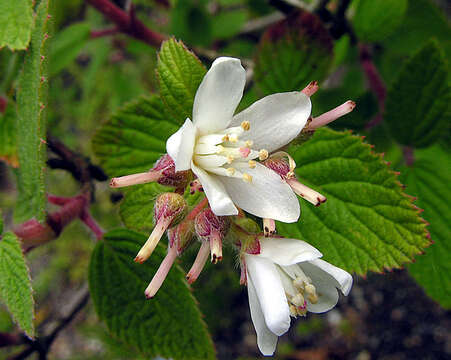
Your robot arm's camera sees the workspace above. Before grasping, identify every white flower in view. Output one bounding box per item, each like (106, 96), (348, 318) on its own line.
(244, 237), (353, 356)
(166, 57), (312, 223)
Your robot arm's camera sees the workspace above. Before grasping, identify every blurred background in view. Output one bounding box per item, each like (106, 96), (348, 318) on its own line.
(0, 0), (450, 359)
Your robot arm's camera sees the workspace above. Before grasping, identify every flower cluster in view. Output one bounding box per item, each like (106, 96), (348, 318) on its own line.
(110, 57), (355, 356)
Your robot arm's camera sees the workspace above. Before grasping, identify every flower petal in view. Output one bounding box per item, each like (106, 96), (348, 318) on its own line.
(247, 276), (279, 356)
(166, 118), (196, 171)
(218, 162), (300, 222)
(245, 255), (291, 336)
(193, 57), (246, 135)
(191, 161), (238, 216)
(309, 259), (353, 296)
(231, 92), (311, 152)
(258, 237), (322, 266)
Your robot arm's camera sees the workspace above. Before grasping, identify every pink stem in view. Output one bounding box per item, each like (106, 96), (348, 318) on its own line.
(47, 194), (72, 206)
(90, 26), (118, 38)
(309, 101), (356, 129)
(80, 209), (104, 240)
(186, 197), (208, 220)
(110, 170), (161, 188)
(186, 241), (210, 284)
(144, 246), (178, 299)
(301, 81), (319, 97)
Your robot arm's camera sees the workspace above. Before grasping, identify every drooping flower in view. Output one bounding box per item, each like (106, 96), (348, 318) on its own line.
(242, 237), (353, 356)
(166, 57), (313, 223)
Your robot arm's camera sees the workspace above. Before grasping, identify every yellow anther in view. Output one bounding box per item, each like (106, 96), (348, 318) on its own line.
(227, 155), (234, 164)
(226, 167), (236, 176)
(289, 304), (298, 317)
(245, 140), (253, 147)
(241, 121), (251, 131)
(248, 160), (257, 169)
(293, 278), (305, 290)
(243, 173), (252, 183)
(259, 149), (269, 161)
(222, 135), (229, 142)
(229, 134), (238, 143)
(291, 293), (305, 307)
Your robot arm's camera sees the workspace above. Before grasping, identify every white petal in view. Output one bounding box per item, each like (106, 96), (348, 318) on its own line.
(193, 57), (246, 135)
(166, 118), (196, 171)
(258, 237), (322, 266)
(231, 92), (311, 152)
(299, 261), (344, 313)
(247, 276), (279, 356)
(193, 154), (228, 168)
(191, 161), (238, 216)
(309, 259), (353, 296)
(218, 163), (300, 222)
(245, 255), (291, 336)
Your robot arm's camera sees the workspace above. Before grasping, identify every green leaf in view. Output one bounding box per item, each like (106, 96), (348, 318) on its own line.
(0, 0), (33, 50)
(254, 10), (333, 96)
(211, 10), (248, 39)
(352, 0), (408, 43)
(50, 22), (91, 77)
(120, 183), (172, 233)
(15, 0), (50, 223)
(89, 229), (216, 360)
(0, 102), (18, 167)
(92, 95), (179, 176)
(156, 39), (206, 124)
(277, 128), (430, 275)
(0, 232), (34, 337)
(384, 40), (451, 148)
(382, 0), (451, 57)
(401, 146), (451, 308)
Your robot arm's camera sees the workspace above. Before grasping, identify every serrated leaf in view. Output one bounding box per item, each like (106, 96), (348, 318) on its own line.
(0, 102), (18, 167)
(0, 232), (34, 337)
(0, 0), (33, 50)
(15, 0), (50, 223)
(50, 22), (91, 77)
(384, 40), (451, 148)
(401, 146), (451, 308)
(352, 0), (408, 43)
(156, 39), (206, 124)
(92, 95), (179, 177)
(89, 229), (216, 360)
(277, 128), (430, 275)
(254, 10), (333, 96)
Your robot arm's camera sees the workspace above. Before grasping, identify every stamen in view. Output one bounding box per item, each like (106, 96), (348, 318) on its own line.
(308, 100), (356, 129)
(227, 155), (234, 164)
(245, 140), (253, 147)
(144, 246), (177, 299)
(243, 173), (252, 183)
(240, 121), (251, 131)
(263, 218), (276, 237)
(305, 284), (318, 304)
(291, 293), (305, 307)
(186, 241), (210, 284)
(226, 167), (236, 176)
(248, 160), (257, 169)
(134, 217), (172, 263)
(222, 134), (229, 142)
(289, 304), (298, 317)
(259, 149), (269, 161)
(286, 179), (327, 206)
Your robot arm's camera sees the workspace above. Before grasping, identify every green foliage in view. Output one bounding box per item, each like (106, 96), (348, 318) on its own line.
(120, 183), (172, 233)
(384, 40), (451, 148)
(157, 39), (207, 124)
(49, 22), (91, 77)
(401, 146), (451, 308)
(0, 230), (34, 337)
(212, 10), (248, 39)
(352, 0), (408, 43)
(89, 229), (216, 360)
(15, 0), (50, 223)
(277, 128), (430, 275)
(92, 95), (179, 176)
(254, 10), (333, 96)
(0, 0), (33, 50)
(0, 102), (18, 167)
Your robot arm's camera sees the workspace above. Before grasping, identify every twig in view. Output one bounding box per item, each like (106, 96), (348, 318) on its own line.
(359, 44), (387, 129)
(86, 0), (166, 48)
(90, 26), (119, 38)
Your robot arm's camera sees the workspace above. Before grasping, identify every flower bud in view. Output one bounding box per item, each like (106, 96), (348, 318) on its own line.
(194, 208), (230, 264)
(263, 151), (296, 180)
(135, 192), (187, 263)
(154, 154), (191, 192)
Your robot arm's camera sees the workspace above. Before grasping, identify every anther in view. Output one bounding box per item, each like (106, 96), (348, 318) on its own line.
(229, 134), (238, 143)
(243, 173), (252, 183)
(248, 160), (257, 169)
(245, 140), (253, 147)
(291, 293), (305, 307)
(240, 121), (251, 131)
(259, 149), (269, 161)
(226, 167), (236, 176)
(227, 155), (234, 164)
(222, 135), (229, 142)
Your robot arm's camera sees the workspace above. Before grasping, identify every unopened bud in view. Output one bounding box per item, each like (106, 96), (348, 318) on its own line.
(195, 209), (230, 263)
(167, 218), (195, 255)
(135, 193), (187, 263)
(154, 154), (191, 192)
(263, 152), (296, 180)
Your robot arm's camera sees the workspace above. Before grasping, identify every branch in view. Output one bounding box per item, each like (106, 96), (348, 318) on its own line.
(86, 0), (166, 48)
(359, 44), (387, 129)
